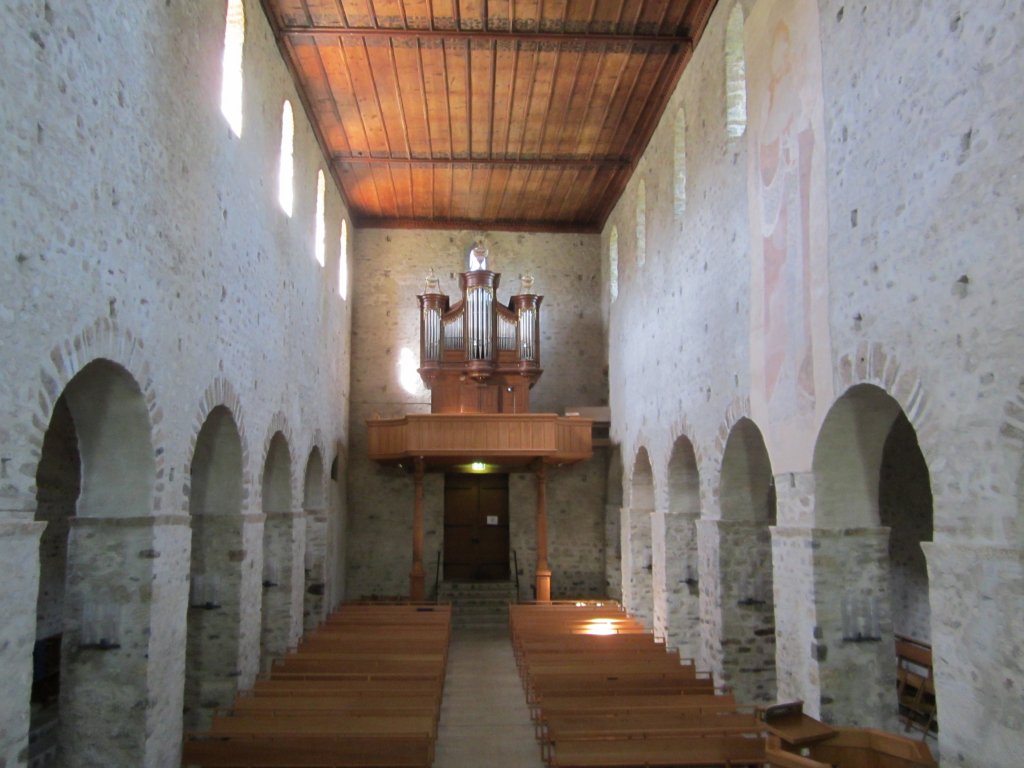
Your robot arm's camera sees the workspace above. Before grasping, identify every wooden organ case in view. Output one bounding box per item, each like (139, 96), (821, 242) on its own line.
(418, 268), (543, 414)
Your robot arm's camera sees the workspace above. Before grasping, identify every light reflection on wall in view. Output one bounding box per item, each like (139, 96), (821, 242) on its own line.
(398, 347), (429, 398)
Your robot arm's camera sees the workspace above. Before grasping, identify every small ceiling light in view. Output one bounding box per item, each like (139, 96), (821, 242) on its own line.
(470, 461), (487, 472)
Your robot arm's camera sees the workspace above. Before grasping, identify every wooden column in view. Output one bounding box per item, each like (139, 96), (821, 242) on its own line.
(410, 457), (426, 600)
(535, 461), (551, 603)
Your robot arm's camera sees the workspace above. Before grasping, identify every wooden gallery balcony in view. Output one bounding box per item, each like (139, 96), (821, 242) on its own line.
(366, 413), (592, 468)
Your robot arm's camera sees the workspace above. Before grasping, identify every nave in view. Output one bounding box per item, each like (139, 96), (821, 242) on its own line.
(180, 601), (937, 768)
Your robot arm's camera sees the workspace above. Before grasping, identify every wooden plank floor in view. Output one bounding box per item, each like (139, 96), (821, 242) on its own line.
(433, 625), (545, 768)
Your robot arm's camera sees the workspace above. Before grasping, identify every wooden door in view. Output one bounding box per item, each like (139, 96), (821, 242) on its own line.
(443, 474), (509, 581)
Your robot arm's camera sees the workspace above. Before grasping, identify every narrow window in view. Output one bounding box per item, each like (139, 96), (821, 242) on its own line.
(609, 226), (619, 302)
(725, 3), (747, 139)
(674, 107), (687, 216)
(314, 170), (326, 266)
(220, 0), (245, 137)
(278, 101), (294, 216)
(338, 219), (349, 299)
(635, 180), (646, 268)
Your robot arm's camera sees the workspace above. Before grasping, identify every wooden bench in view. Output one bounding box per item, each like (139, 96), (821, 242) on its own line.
(182, 603), (449, 768)
(547, 733), (767, 767)
(182, 733), (433, 767)
(895, 636), (936, 737)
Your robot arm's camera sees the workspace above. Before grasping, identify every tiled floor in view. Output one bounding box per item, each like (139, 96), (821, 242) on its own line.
(433, 625), (545, 768)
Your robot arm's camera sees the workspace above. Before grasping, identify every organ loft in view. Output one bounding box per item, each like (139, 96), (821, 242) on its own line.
(367, 243), (592, 601)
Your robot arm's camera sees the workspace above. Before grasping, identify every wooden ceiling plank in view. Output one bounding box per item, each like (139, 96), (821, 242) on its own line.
(278, 25), (689, 47)
(319, 40), (372, 157)
(592, 45), (649, 159)
(309, 38), (354, 155)
(411, 39), (435, 217)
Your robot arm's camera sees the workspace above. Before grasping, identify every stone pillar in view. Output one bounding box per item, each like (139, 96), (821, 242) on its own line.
(707, 518), (777, 705)
(923, 542), (1023, 767)
(59, 517), (164, 767)
(303, 507), (328, 630)
(535, 462), (551, 603)
(663, 513), (701, 660)
(184, 515), (246, 731)
(237, 516), (265, 688)
(0, 520), (46, 767)
(605, 504), (622, 601)
(625, 507), (653, 629)
(410, 458), (425, 601)
(770, 525), (821, 712)
(811, 527), (896, 729)
(696, 518), (724, 681)
(260, 511), (305, 667)
(771, 471), (820, 713)
(651, 510), (667, 640)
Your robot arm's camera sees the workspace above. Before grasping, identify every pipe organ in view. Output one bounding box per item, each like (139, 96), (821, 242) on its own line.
(418, 262), (543, 414)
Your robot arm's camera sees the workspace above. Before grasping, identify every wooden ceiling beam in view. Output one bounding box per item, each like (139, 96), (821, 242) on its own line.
(280, 25), (690, 49)
(333, 155), (631, 168)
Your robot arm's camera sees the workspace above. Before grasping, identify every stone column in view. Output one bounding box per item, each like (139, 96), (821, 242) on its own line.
(535, 462), (551, 603)
(663, 513), (701, 660)
(605, 504), (623, 601)
(410, 457), (425, 601)
(651, 509), (667, 640)
(811, 527), (895, 729)
(0, 520), (46, 767)
(60, 516), (166, 768)
(260, 510), (305, 667)
(303, 507), (328, 630)
(625, 508), (653, 629)
(923, 542), (1023, 767)
(708, 518), (777, 705)
(771, 471), (820, 712)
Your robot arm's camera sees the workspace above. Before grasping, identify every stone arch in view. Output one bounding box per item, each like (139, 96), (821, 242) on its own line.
(302, 443), (327, 631)
(183, 403), (246, 730)
(31, 318), (166, 514)
(813, 384), (902, 528)
(662, 433), (702, 657)
(184, 377), (251, 513)
(624, 446), (655, 629)
(32, 355), (159, 764)
(715, 417), (777, 704)
(811, 382), (934, 730)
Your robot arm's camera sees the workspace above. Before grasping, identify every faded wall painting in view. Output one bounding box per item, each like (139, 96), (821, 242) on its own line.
(747, 0), (833, 471)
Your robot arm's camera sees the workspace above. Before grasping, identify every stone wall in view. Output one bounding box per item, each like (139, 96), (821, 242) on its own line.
(604, 0), (1024, 764)
(346, 229), (606, 600)
(0, 1), (352, 764)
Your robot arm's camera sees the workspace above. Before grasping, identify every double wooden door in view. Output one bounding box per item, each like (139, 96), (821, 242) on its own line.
(443, 473), (509, 581)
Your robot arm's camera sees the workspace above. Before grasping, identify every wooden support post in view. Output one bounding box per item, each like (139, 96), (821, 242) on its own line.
(410, 457), (426, 601)
(535, 461), (551, 603)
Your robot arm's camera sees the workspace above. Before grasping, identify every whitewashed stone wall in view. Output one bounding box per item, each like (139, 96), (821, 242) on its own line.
(0, 1), (351, 765)
(605, 0), (1024, 765)
(346, 229), (606, 600)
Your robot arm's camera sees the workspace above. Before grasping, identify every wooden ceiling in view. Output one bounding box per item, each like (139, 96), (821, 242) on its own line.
(260, 1), (719, 233)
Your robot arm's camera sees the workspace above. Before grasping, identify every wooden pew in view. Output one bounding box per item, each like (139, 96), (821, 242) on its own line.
(547, 733), (767, 767)
(183, 602), (450, 768)
(182, 733), (433, 767)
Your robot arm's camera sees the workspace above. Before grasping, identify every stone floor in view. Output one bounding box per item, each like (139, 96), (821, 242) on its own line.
(433, 625), (545, 768)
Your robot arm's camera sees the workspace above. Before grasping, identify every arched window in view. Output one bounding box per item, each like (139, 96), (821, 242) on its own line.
(220, 0), (245, 137)
(278, 101), (294, 216)
(725, 3), (747, 139)
(314, 170), (326, 267)
(674, 107), (687, 216)
(635, 180), (646, 268)
(338, 219), (349, 299)
(609, 226), (619, 302)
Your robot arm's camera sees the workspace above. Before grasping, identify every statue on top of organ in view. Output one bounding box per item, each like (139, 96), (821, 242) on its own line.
(417, 242), (543, 415)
